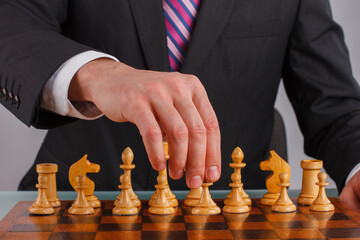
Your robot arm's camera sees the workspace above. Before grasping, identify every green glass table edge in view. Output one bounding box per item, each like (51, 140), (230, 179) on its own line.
(0, 189), (338, 221)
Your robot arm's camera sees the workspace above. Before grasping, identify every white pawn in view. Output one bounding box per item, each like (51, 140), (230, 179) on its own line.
(272, 173), (296, 213)
(310, 172), (334, 212)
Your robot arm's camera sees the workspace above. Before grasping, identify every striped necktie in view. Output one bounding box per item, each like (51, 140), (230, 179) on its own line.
(163, 0), (201, 72)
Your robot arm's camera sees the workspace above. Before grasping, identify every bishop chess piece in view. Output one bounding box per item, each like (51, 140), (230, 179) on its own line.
(192, 180), (221, 215)
(120, 147), (141, 208)
(225, 147), (251, 206)
(310, 172), (334, 212)
(113, 174), (139, 215)
(36, 163), (61, 207)
(298, 160), (323, 205)
(149, 175), (175, 215)
(184, 187), (202, 207)
(29, 175), (54, 215)
(68, 175), (95, 215)
(272, 172), (296, 213)
(149, 142), (178, 208)
(223, 172), (250, 214)
(260, 151), (291, 206)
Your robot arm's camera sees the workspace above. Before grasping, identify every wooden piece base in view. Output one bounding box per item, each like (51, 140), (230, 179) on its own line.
(260, 192), (280, 206)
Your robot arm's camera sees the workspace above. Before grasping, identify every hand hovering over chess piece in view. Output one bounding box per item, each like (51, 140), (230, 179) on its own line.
(339, 171), (360, 213)
(68, 58), (221, 189)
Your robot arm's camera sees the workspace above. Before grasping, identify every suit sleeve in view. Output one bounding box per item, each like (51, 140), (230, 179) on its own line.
(0, 0), (94, 128)
(282, 0), (360, 191)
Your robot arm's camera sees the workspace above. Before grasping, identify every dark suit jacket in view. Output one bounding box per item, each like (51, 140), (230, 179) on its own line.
(0, 0), (359, 191)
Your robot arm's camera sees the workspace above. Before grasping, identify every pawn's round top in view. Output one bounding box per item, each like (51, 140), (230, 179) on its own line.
(279, 172), (290, 184)
(316, 172), (329, 186)
(75, 175), (87, 189)
(231, 147), (244, 163)
(38, 175), (47, 185)
(122, 147), (134, 165)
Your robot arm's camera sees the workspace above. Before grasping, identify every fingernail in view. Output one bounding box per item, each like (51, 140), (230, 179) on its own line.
(174, 170), (183, 179)
(190, 175), (202, 188)
(206, 166), (219, 181)
(155, 163), (166, 171)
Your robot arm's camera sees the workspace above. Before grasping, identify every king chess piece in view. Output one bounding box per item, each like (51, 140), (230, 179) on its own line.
(29, 175), (54, 215)
(113, 173), (139, 215)
(310, 172), (334, 212)
(68, 175), (95, 215)
(272, 172), (296, 213)
(149, 175), (175, 215)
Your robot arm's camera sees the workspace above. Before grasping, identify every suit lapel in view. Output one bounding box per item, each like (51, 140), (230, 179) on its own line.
(181, 0), (237, 74)
(128, 0), (169, 71)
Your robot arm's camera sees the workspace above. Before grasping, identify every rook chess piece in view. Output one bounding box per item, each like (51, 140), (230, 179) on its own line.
(184, 187), (202, 207)
(272, 172), (296, 213)
(29, 175), (54, 215)
(225, 147), (251, 206)
(192, 180), (221, 215)
(113, 174), (139, 215)
(298, 160), (323, 205)
(310, 172), (334, 212)
(223, 172), (250, 214)
(260, 151), (291, 205)
(36, 163), (61, 208)
(68, 175), (95, 215)
(149, 175), (175, 215)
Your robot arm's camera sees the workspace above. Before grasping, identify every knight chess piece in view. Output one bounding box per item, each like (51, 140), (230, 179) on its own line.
(272, 172), (296, 213)
(298, 160), (323, 205)
(223, 172), (250, 214)
(149, 175), (175, 215)
(36, 163), (61, 208)
(69, 154), (101, 208)
(192, 180), (221, 215)
(68, 175), (95, 215)
(184, 187), (202, 207)
(113, 173), (139, 215)
(310, 172), (334, 212)
(260, 151), (291, 206)
(29, 175), (54, 215)
(225, 147), (251, 206)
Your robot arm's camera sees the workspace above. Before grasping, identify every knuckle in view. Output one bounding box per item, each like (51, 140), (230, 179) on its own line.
(142, 125), (162, 139)
(204, 117), (219, 134)
(170, 124), (188, 141)
(189, 122), (206, 139)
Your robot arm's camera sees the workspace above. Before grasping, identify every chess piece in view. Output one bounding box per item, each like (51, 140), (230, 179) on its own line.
(68, 175), (95, 215)
(184, 187), (202, 207)
(149, 141), (178, 207)
(310, 172), (334, 212)
(113, 174), (139, 215)
(192, 180), (221, 215)
(225, 147), (251, 206)
(148, 175), (175, 215)
(120, 147), (141, 207)
(36, 163), (61, 207)
(29, 175), (54, 215)
(298, 160), (323, 205)
(223, 172), (250, 214)
(260, 151), (291, 205)
(272, 172), (296, 213)
(69, 155), (101, 208)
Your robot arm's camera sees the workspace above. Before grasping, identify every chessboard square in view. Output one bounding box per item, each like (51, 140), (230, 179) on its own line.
(142, 223), (186, 231)
(305, 212), (349, 222)
(3, 232), (51, 240)
(141, 230), (187, 240)
(313, 220), (360, 228)
(231, 229), (279, 239)
(185, 222), (229, 231)
(320, 228), (360, 238)
(228, 221), (273, 230)
(58, 216), (101, 224)
(249, 207), (263, 214)
(181, 206), (193, 215)
(223, 213), (250, 222)
(100, 216), (142, 224)
(10, 224), (56, 232)
(16, 215), (59, 224)
(101, 209), (113, 216)
(275, 228), (325, 239)
(103, 202), (114, 209)
(187, 230), (233, 240)
(97, 223), (142, 231)
(54, 223), (98, 232)
(63, 208), (102, 217)
(327, 239), (360, 240)
(95, 231), (141, 240)
(142, 215), (184, 223)
(49, 232), (96, 240)
(184, 215), (225, 223)
(265, 213), (307, 222)
(270, 221), (317, 229)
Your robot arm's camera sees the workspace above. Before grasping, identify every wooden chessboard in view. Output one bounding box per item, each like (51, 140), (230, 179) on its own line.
(0, 198), (359, 240)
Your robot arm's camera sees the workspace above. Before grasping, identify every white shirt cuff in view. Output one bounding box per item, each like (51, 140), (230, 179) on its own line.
(346, 162), (360, 184)
(41, 50), (119, 120)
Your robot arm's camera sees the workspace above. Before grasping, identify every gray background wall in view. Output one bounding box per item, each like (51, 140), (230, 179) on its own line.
(0, 0), (359, 190)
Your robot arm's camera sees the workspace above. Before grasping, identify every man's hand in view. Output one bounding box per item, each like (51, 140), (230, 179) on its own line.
(69, 58), (221, 189)
(339, 170), (360, 212)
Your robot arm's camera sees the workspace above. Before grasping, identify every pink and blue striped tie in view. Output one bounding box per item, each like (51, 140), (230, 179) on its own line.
(163, 0), (201, 72)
